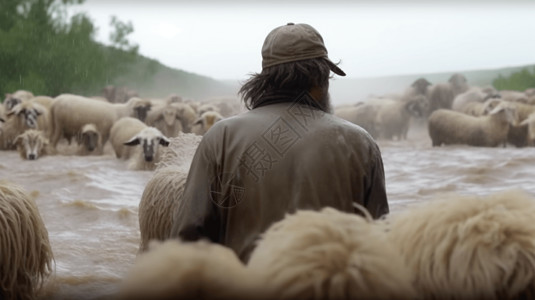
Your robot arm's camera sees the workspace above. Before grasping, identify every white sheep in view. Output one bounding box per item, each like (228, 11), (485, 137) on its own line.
(110, 117), (170, 171)
(3, 90), (34, 111)
(191, 111), (224, 136)
(452, 86), (499, 113)
(0, 180), (53, 300)
(385, 189), (535, 299)
(428, 102), (517, 147)
(14, 129), (50, 160)
(1, 101), (48, 150)
(334, 101), (382, 139)
(428, 73), (469, 113)
(375, 95), (428, 140)
(50, 94), (117, 151)
(76, 123), (102, 156)
(138, 133), (202, 252)
(247, 207), (416, 300)
(145, 103), (184, 138)
(118, 240), (271, 300)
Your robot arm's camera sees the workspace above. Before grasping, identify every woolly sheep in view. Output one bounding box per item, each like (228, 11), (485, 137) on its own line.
(138, 133), (202, 252)
(428, 102), (517, 147)
(1, 101), (48, 150)
(403, 77), (431, 100)
(247, 207), (416, 300)
(50, 94), (115, 149)
(499, 90), (530, 103)
(385, 190), (535, 299)
(428, 73), (469, 113)
(110, 117), (170, 170)
(334, 102), (382, 138)
(145, 103), (184, 138)
(76, 123), (102, 156)
(0, 181), (53, 300)
(375, 95), (428, 140)
(191, 111), (224, 136)
(452, 87), (500, 113)
(118, 240), (271, 300)
(3, 90), (34, 111)
(14, 129), (50, 160)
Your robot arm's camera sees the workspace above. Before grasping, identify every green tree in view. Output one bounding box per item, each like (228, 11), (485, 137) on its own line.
(493, 67), (535, 91)
(0, 0), (145, 99)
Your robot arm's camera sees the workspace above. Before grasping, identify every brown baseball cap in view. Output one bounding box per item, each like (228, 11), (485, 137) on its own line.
(261, 23), (346, 76)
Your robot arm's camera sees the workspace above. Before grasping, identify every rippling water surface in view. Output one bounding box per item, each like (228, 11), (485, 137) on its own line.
(2, 126), (535, 299)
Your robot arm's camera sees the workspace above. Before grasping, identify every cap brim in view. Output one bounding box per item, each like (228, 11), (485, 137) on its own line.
(325, 58), (346, 76)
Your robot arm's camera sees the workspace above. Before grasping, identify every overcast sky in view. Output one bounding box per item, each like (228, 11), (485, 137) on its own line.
(71, 1), (535, 81)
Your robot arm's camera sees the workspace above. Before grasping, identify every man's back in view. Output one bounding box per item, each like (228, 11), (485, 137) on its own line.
(171, 101), (388, 261)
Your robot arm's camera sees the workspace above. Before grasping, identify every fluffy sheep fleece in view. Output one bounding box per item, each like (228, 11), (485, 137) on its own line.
(385, 189), (535, 300)
(138, 169), (188, 252)
(0, 181), (53, 300)
(138, 132), (202, 252)
(118, 240), (272, 300)
(247, 207), (416, 300)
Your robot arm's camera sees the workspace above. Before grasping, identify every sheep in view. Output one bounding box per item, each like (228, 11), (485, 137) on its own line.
(3, 90), (34, 111)
(0, 181), (53, 300)
(113, 97), (152, 122)
(138, 169), (188, 252)
(247, 207), (416, 300)
(50, 94), (118, 150)
(459, 98), (503, 117)
(334, 102), (381, 138)
(191, 111), (224, 136)
(14, 129), (50, 160)
(76, 123), (102, 155)
(499, 90), (530, 103)
(0, 101), (48, 150)
(29, 96), (55, 111)
(508, 112), (535, 147)
(385, 189), (535, 299)
(145, 103), (184, 138)
(197, 103), (219, 116)
(118, 240), (270, 300)
(138, 133), (202, 252)
(403, 77), (431, 100)
(428, 102), (517, 147)
(452, 86), (500, 113)
(110, 117), (170, 170)
(428, 73), (469, 113)
(375, 95), (428, 140)
(173, 102), (198, 133)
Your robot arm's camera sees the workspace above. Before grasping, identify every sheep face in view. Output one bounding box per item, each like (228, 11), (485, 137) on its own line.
(490, 104), (517, 125)
(3, 95), (22, 111)
(162, 107), (179, 126)
(124, 128), (170, 162)
(134, 104), (151, 123)
(411, 78), (431, 95)
(8, 103), (42, 129)
(14, 130), (48, 160)
(79, 125), (100, 152)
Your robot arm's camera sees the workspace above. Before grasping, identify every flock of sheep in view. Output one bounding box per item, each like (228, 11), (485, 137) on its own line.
(335, 73), (535, 147)
(0, 89), (238, 170)
(3, 77), (535, 299)
(5, 130), (535, 300)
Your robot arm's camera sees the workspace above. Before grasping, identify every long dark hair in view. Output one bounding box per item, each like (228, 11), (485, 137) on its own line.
(239, 58), (332, 110)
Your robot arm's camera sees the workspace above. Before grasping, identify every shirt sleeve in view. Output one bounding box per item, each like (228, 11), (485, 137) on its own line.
(170, 133), (221, 243)
(364, 143), (389, 219)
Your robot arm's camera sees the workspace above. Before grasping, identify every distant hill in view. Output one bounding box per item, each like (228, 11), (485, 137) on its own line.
(329, 64), (535, 106)
(112, 54), (239, 101)
(113, 56), (534, 105)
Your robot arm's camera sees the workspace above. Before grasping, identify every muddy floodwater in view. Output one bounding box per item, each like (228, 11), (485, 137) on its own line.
(2, 127), (535, 299)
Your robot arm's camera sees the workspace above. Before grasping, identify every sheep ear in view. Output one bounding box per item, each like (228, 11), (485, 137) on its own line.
(159, 136), (170, 146)
(0, 117), (4, 123)
(14, 134), (23, 145)
(520, 118), (531, 126)
(124, 136), (141, 146)
(194, 118), (203, 125)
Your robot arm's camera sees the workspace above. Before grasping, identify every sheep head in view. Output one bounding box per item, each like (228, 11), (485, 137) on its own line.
(7, 102), (44, 129)
(78, 124), (100, 152)
(124, 127), (170, 162)
(14, 129), (48, 160)
(3, 94), (22, 111)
